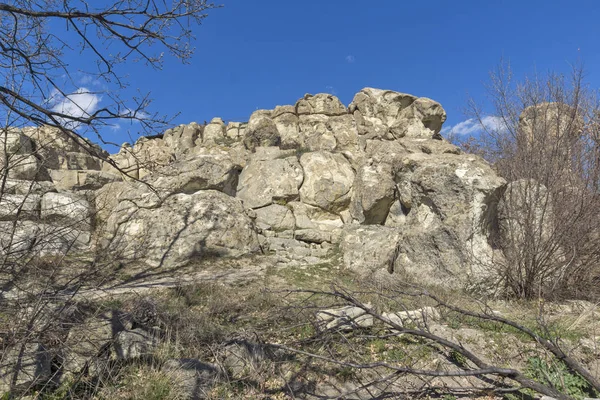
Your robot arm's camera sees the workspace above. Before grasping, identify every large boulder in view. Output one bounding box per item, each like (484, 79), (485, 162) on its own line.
(349, 88), (446, 139)
(295, 93), (347, 116)
(350, 162), (396, 224)
(163, 123), (203, 155)
(0, 194), (40, 221)
(21, 125), (107, 170)
(341, 225), (402, 274)
(0, 343), (51, 393)
(272, 107), (302, 149)
(389, 152), (506, 283)
(299, 152), (355, 213)
(236, 156), (303, 209)
(202, 118), (226, 143)
(254, 204), (295, 232)
(145, 152), (242, 196)
(41, 192), (91, 227)
(243, 112), (281, 151)
(0, 129), (34, 154)
(103, 189), (260, 268)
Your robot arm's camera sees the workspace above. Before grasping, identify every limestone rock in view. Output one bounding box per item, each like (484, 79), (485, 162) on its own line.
(349, 88), (446, 139)
(0, 220), (40, 257)
(341, 225), (402, 274)
(145, 153), (242, 196)
(0, 194), (40, 221)
(162, 359), (221, 397)
(1, 179), (56, 196)
(299, 114), (338, 152)
(0, 129), (34, 154)
(202, 117), (226, 143)
(254, 204), (295, 232)
(350, 162), (396, 224)
(272, 109), (302, 149)
(21, 125), (107, 170)
(243, 112), (281, 151)
(299, 151), (354, 213)
(295, 93), (347, 116)
(0, 343), (51, 393)
(114, 328), (157, 360)
(316, 305), (373, 331)
(5, 154), (45, 181)
(236, 157), (303, 209)
(163, 122), (203, 155)
(288, 201), (343, 231)
(226, 122), (246, 140)
(103, 190), (260, 268)
(41, 192), (91, 227)
(222, 341), (267, 379)
(49, 169), (121, 191)
(294, 229), (332, 244)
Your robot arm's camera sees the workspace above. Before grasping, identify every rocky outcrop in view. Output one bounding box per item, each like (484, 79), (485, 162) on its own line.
(1, 88), (519, 287)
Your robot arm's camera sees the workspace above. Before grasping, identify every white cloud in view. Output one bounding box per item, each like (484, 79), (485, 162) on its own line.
(325, 85), (337, 95)
(441, 116), (507, 136)
(78, 74), (100, 86)
(50, 87), (101, 128)
(108, 123), (121, 132)
(345, 55), (355, 64)
(119, 108), (150, 121)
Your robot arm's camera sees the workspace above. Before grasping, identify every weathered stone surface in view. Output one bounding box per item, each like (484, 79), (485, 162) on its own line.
(299, 114), (337, 152)
(299, 152), (354, 213)
(349, 88), (446, 139)
(273, 109), (302, 149)
(294, 229), (333, 244)
(382, 307), (440, 329)
(130, 137), (175, 179)
(496, 179), (556, 277)
(21, 125), (107, 170)
(296, 93), (347, 116)
(0, 129), (34, 154)
(49, 169), (121, 191)
(226, 122), (246, 140)
(0, 88), (519, 290)
(103, 190), (260, 267)
(288, 201), (343, 231)
(222, 341), (267, 379)
(5, 154), (45, 181)
(254, 204), (295, 232)
(163, 122), (203, 155)
(202, 117), (226, 142)
(316, 305), (373, 331)
(41, 192), (91, 227)
(236, 157), (303, 209)
(162, 359), (221, 397)
(0, 194), (40, 221)
(341, 225), (402, 274)
(0, 220), (39, 256)
(350, 162), (396, 224)
(145, 153), (242, 196)
(62, 312), (132, 374)
(114, 328), (157, 360)
(1, 179), (56, 195)
(387, 152), (506, 283)
(0, 343), (51, 393)
(243, 112), (281, 151)
(35, 223), (91, 256)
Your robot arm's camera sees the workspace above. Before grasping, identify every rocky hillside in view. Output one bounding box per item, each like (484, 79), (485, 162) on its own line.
(1, 88), (513, 288)
(2, 89), (600, 400)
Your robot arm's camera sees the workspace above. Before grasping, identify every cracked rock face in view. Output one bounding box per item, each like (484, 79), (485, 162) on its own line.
(3, 88), (517, 288)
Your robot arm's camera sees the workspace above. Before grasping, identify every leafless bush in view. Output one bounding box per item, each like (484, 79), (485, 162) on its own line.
(463, 62), (600, 300)
(268, 283), (600, 400)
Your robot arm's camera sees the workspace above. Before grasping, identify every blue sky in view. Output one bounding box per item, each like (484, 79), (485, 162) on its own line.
(55, 0), (600, 151)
